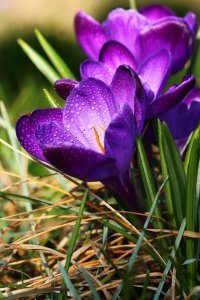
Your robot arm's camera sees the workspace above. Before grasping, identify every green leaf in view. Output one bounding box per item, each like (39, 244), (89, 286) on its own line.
(136, 136), (163, 229)
(57, 261), (81, 300)
(99, 219), (164, 268)
(43, 88), (62, 108)
(80, 266), (101, 300)
(98, 219), (137, 244)
(158, 120), (174, 225)
(35, 29), (76, 79)
(60, 189), (88, 295)
(153, 219), (186, 300)
(186, 133), (200, 288)
(162, 122), (186, 227)
(184, 121), (200, 175)
(140, 270), (150, 300)
(0, 191), (70, 211)
(112, 177), (168, 300)
(18, 39), (60, 84)
(187, 27), (200, 84)
(182, 259), (197, 266)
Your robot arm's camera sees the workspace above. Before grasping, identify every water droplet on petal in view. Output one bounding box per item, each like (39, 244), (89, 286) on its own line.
(87, 123), (93, 129)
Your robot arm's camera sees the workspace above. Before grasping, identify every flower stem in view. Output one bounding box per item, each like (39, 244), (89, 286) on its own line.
(129, 0), (137, 9)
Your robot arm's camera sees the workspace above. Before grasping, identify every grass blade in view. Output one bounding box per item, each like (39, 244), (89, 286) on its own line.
(187, 27), (200, 81)
(112, 177), (168, 300)
(158, 120), (174, 225)
(35, 29), (75, 79)
(162, 122), (186, 227)
(43, 88), (62, 108)
(59, 189), (88, 296)
(0, 191), (70, 210)
(79, 266), (101, 300)
(57, 261), (81, 300)
(140, 270), (150, 300)
(18, 39), (60, 84)
(136, 136), (163, 229)
(153, 219), (186, 300)
(184, 121), (200, 175)
(186, 134), (200, 288)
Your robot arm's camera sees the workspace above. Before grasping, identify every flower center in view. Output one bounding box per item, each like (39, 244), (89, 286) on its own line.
(93, 126), (105, 154)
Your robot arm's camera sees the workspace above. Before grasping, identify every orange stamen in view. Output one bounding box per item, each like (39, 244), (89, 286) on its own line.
(99, 125), (106, 132)
(93, 126), (104, 154)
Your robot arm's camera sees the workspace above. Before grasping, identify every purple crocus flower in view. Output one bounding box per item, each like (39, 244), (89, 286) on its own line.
(16, 67), (151, 212)
(75, 4), (196, 76)
(159, 87), (200, 151)
(54, 52), (195, 122)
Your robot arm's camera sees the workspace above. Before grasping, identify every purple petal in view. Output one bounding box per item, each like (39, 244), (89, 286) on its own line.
(110, 65), (136, 111)
(99, 41), (137, 71)
(140, 4), (175, 21)
(44, 143), (117, 181)
(35, 121), (81, 150)
(75, 11), (107, 60)
(16, 108), (63, 162)
(146, 75), (195, 118)
(110, 65), (153, 132)
(183, 87), (200, 108)
(138, 49), (171, 97)
(102, 8), (149, 58)
(160, 88), (200, 151)
(54, 79), (78, 100)
(80, 60), (114, 85)
(184, 12), (197, 38)
(63, 78), (118, 152)
(137, 18), (193, 74)
(104, 103), (136, 175)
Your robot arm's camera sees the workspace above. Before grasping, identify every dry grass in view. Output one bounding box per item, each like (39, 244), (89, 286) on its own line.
(0, 142), (199, 299)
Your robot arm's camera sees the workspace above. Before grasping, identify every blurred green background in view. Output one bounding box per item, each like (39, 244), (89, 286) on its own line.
(0, 0), (199, 123)
(0, 0), (200, 178)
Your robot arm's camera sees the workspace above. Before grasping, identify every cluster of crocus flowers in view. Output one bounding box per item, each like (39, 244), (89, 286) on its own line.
(17, 67), (149, 212)
(16, 4), (199, 211)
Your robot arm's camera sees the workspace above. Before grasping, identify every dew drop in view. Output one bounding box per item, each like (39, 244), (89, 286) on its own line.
(80, 126), (85, 132)
(87, 123), (93, 129)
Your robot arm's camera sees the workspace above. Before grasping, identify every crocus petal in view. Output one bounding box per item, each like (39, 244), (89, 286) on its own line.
(183, 86), (200, 108)
(184, 12), (197, 38)
(110, 65), (136, 111)
(54, 79), (78, 100)
(146, 75), (195, 118)
(63, 78), (118, 152)
(102, 8), (149, 57)
(138, 48), (172, 97)
(104, 103), (136, 175)
(16, 108), (63, 162)
(110, 65), (153, 132)
(160, 88), (200, 151)
(137, 18), (193, 74)
(75, 11), (107, 60)
(140, 4), (175, 21)
(35, 121), (81, 150)
(44, 143), (117, 182)
(80, 60), (114, 85)
(99, 41), (137, 71)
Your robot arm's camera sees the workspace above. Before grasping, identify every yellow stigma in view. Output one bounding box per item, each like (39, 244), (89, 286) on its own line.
(93, 126), (104, 154)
